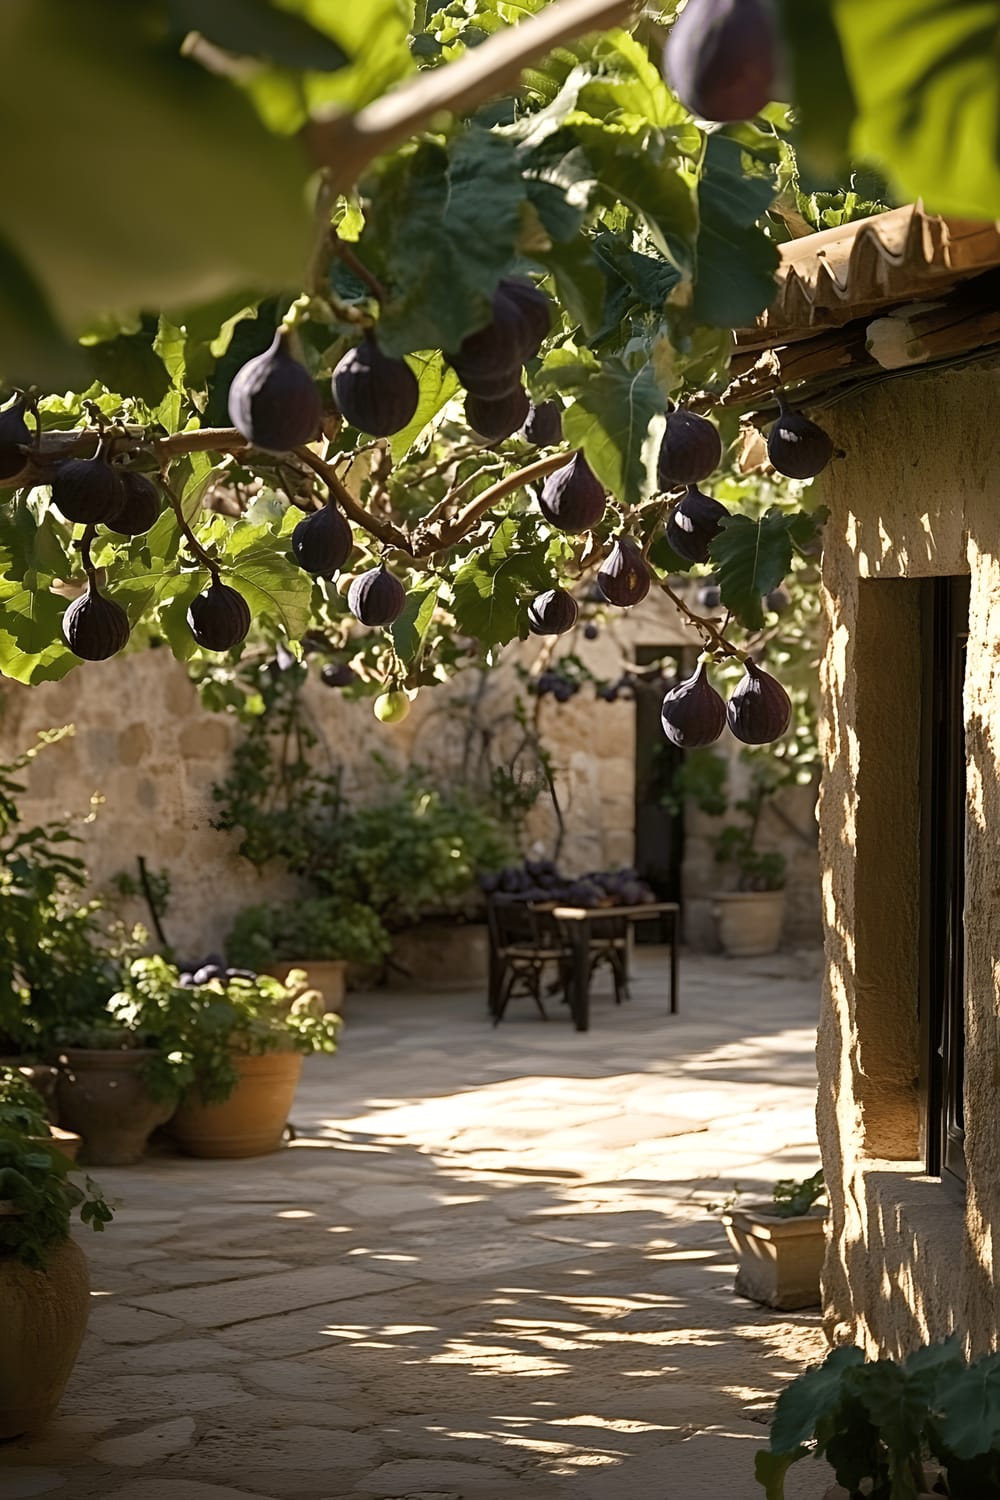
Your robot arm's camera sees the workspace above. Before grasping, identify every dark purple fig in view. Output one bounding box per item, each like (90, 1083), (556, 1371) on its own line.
(291, 503), (353, 577)
(765, 584), (790, 615)
(657, 407), (722, 486)
(62, 582), (130, 661)
(666, 485), (730, 564)
(107, 469), (160, 536)
(726, 659), (791, 745)
(663, 0), (779, 122)
(523, 400), (563, 447)
(331, 338), (419, 437)
(598, 536), (651, 608)
(347, 564), (405, 627)
(527, 588), (579, 637)
(456, 367), (524, 401)
(187, 579), (252, 652)
(51, 450), (122, 525)
(660, 660), (726, 748)
(320, 661), (357, 688)
(445, 287), (528, 389)
(466, 385), (530, 443)
(0, 397), (31, 481)
(584, 622), (599, 641)
(697, 582), (722, 610)
(498, 277), (552, 358)
(538, 452), (606, 534)
(227, 328), (322, 453)
(767, 405), (833, 479)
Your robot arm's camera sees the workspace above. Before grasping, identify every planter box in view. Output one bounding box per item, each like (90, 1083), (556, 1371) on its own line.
(388, 922), (488, 991)
(722, 1203), (827, 1310)
(266, 959), (347, 1015)
(713, 890), (786, 957)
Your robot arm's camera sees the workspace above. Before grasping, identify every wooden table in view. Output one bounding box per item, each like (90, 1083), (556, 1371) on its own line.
(548, 902), (680, 1033)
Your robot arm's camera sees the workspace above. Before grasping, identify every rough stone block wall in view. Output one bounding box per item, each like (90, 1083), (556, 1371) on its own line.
(0, 591), (820, 960)
(816, 365), (1000, 1356)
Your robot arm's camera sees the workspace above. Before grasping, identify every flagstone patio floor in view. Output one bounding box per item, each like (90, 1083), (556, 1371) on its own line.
(3, 948), (832, 1500)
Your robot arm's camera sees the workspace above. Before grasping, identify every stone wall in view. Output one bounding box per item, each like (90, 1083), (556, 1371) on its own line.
(0, 588), (820, 960)
(814, 365), (1000, 1356)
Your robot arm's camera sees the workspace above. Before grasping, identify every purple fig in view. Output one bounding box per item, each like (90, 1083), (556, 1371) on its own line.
(522, 400), (563, 447)
(331, 338), (419, 437)
(187, 579), (252, 652)
(62, 582), (130, 661)
(767, 405), (833, 479)
(228, 328), (322, 453)
(598, 536), (651, 608)
(292, 503), (353, 577)
(666, 485), (730, 564)
(538, 452), (606, 533)
(466, 385), (530, 443)
(660, 660), (726, 748)
(663, 0), (779, 122)
(657, 407), (722, 486)
(527, 588), (579, 636)
(726, 659), (791, 744)
(348, 564), (405, 627)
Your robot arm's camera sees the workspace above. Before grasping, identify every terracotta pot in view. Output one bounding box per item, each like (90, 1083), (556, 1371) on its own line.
(0, 1235), (90, 1438)
(56, 1049), (175, 1166)
(266, 960), (347, 1015)
(170, 1050), (304, 1159)
(712, 890), (786, 957)
(722, 1203), (828, 1310)
(27, 1127), (83, 1163)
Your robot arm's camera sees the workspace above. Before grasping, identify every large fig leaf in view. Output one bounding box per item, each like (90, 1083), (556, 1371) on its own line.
(800, 0), (1000, 218)
(0, 1), (311, 354)
(563, 359), (664, 508)
(693, 134), (780, 328)
(711, 507), (822, 631)
(451, 519), (550, 649)
(361, 132), (529, 358)
(769, 1345), (865, 1455)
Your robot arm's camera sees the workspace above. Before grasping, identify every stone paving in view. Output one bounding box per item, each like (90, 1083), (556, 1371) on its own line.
(3, 949), (832, 1500)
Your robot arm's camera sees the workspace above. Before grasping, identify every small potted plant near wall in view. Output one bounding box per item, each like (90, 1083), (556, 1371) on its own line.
(711, 828), (788, 958)
(225, 896), (390, 1015)
(720, 1169), (827, 1311)
(54, 1008), (178, 1167)
(0, 1122), (113, 1439)
(109, 956), (340, 1158)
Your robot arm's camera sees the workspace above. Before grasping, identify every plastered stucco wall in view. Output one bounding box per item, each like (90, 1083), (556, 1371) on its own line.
(0, 586), (820, 961)
(815, 365), (1000, 1356)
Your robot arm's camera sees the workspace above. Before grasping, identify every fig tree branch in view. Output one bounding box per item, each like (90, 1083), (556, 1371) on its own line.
(422, 450), (571, 552)
(292, 444), (413, 553)
(304, 0), (637, 189)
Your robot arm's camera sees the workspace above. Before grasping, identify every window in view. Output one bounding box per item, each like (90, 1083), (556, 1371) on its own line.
(919, 575), (969, 1186)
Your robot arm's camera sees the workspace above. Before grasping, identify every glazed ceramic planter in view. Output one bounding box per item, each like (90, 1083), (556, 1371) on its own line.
(0, 1231), (90, 1438)
(170, 1050), (304, 1159)
(266, 959), (347, 1015)
(722, 1203), (827, 1310)
(56, 1048), (174, 1166)
(713, 890), (786, 957)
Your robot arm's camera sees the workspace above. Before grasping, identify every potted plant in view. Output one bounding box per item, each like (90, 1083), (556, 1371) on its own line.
(226, 896), (390, 1014)
(109, 956), (340, 1158)
(54, 1010), (178, 1168)
(0, 1066), (81, 1161)
(721, 1169), (826, 1310)
(0, 1124), (112, 1439)
(756, 1338), (1000, 1498)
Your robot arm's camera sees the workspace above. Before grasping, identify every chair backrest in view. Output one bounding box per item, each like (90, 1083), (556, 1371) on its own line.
(487, 896), (552, 951)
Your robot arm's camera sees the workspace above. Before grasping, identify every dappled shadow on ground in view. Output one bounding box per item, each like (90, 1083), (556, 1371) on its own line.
(3, 950), (827, 1500)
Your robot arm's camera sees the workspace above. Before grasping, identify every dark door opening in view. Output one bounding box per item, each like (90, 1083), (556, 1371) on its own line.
(919, 575), (969, 1187)
(633, 645), (696, 922)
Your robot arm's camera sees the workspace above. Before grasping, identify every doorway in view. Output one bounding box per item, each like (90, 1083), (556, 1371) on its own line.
(633, 645), (696, 914)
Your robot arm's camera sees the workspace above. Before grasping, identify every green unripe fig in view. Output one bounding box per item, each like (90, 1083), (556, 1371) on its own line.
(374, 690), (411, 724)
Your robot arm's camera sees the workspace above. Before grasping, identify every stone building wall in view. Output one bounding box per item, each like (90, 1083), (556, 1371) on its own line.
(815, 365), (1000, 1357)
(0, 587), (821, 960)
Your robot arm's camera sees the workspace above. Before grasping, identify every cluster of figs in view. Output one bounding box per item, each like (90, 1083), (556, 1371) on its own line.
(0, 401), (256, 662)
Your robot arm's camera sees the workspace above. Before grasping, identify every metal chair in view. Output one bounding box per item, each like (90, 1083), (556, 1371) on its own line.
(486, 898), (570, 1025)
(585, 913), (629, 1005)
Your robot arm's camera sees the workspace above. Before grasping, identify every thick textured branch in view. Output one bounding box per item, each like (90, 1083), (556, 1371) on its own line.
(293, 445), (412, 554)
(305, 0), (636, 190)
(417, 451), (572, 554)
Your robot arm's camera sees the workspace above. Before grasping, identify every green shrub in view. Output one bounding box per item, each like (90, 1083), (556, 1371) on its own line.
(0, 1127), (112, 1269)
(226, 898), (390, 971)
